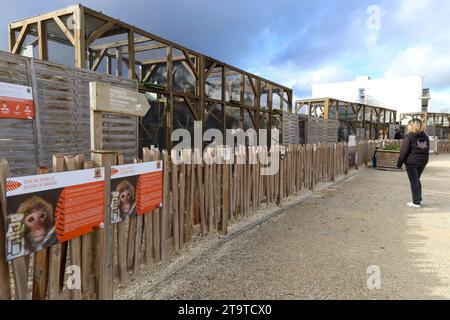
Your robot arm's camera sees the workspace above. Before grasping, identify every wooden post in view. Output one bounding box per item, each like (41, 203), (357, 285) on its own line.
(0, 159), (12, 300)
(81, 160), (96, 298)
(92, 151), (115, 300)
(31, 166), (50, 300)
(114, 154), (127, 281)
(196, 149), (207, 236)
(64, 156), (82, 300)
(172, 153), (179, 253)
(48, 155), (65, 300)
(221, 150), (229, 234)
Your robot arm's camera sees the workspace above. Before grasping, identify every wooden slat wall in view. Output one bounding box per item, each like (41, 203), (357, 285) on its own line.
(282, 112), (300, 145)
(0, 51), (138, 175)
(0, 53), (37, 176)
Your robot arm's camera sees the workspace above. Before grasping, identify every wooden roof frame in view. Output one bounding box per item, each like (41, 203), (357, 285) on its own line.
(9, 4), (292, 93)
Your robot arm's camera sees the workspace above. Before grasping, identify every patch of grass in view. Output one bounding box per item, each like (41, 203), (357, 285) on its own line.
(383, 142), (401, 151)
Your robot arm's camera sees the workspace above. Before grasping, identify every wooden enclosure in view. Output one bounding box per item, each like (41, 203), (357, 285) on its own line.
(8, 4), (293, 150)
(0, 50), (138, 176)
(296, 98), (397, 141)
(400, 112), (450, 139)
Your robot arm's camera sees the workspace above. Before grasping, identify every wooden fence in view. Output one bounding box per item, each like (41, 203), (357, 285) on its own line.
(438, 140), (450, 154)
(0, 142), (350, 300)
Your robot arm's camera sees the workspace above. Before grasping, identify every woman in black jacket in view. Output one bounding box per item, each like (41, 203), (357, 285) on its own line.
(396, 119), (430, 208)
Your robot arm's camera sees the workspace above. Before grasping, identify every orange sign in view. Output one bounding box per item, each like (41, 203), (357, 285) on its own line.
(0, 82), (35, 120)
(55, 181), (105, 242)
(136, 171), (163, 214)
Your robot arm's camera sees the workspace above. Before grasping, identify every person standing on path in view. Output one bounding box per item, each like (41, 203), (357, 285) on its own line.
(397, 119), (430, 208)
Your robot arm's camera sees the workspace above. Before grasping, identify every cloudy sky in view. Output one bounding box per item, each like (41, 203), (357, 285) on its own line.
(1, 0), (449, 112)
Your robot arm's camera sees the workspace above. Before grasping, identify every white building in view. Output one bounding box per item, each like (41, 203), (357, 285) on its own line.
(312, 75), (429, 120)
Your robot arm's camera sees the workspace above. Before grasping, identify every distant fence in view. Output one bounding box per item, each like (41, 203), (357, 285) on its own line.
(438, 140), (450, 154)
(0, 142), (349, 300)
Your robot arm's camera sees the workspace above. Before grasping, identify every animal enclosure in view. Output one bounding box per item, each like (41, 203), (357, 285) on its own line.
(8, 4), (293, 150)
(296, 98), (397, 141)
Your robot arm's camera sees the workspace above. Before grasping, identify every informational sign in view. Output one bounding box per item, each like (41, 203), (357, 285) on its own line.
(110, 161), (163, 224)
(89, 82), (150, 117)
(0, 82), (35, 120)
(348, 135), (357, 148)
(4, 169), (105, 260)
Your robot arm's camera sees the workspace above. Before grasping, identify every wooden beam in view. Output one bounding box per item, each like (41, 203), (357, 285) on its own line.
(12, 24), (29, 54)
(181, 49), (198, 79)
(205, 61), (217, 79)
(141, 55), (185, 65)
(9, 5), (78, 29)
(247, 75), (257, 96)
(182, 96), (198, 120)
(128, 29), (136, 79)
(90, 37), (152, 51)
(8, 25), (16, 53)
(86, 21), (114, 47)
(142, 65), (156, 82)
(53, 16), (75, 46)
(91, 48), (106, 71)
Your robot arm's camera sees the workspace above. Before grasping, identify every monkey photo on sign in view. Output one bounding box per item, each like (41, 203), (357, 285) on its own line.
(16, 195), (57, 253)
(115, 179), (136, 220)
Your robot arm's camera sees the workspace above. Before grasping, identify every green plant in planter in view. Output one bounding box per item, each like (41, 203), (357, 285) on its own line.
(383, 142), (401, 151)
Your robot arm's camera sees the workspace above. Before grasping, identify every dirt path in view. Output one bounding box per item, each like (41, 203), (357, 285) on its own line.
(117, 154), (450, 300)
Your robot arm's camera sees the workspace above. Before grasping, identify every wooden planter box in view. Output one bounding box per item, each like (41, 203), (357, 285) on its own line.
(376, 150), (402, 171)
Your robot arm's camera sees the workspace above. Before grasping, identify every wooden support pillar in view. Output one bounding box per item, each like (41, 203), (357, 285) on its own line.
(222, 66), (227, 143)
(199, 55), (205, 123)
(255, 79), (261, 143)
(8, 25), (16, 54)
(167, 46), (174, 150)
(106, 55), (111, 75)
(37, 20), (48, 60)
(324, 98), (330, 119)
(115, 47), (123, 78)
(74, 5), (86, 69)
(128, 30), (135, 79)
(268, 85), (273, 148)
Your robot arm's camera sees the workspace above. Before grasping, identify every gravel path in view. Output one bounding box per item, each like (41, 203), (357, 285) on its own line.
(117, 154), (450, 300)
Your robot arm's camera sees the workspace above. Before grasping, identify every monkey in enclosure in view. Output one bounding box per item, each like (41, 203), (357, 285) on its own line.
(17, 196), (57, 253)
(115, 179), (136, 220)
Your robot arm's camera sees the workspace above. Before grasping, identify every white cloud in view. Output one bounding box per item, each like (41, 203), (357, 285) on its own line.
(429, 91), (450, 113)
(396, 0), (432, 21)
(384, 46), (450, 90)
